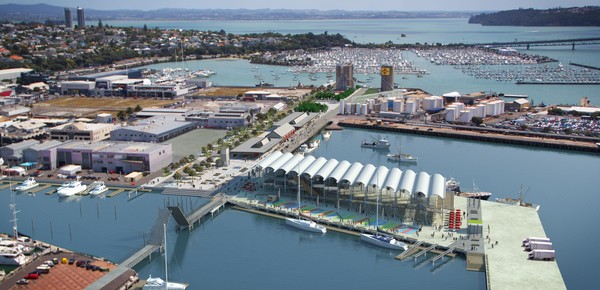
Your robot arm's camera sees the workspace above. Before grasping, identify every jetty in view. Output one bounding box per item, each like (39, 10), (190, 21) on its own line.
(470, 37), (600, 50)
(168, 193), (227, 230)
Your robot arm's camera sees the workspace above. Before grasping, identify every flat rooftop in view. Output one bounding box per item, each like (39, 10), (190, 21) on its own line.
(481, 200), (566, 290)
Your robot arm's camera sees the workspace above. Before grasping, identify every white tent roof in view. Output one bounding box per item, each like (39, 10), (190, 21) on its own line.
(265, 152), (294, 172)
(302, 157), (328, 178)
(368, 166), (389, 189)
(414, 171), (431, 197)
(383, 168), (403, 192)
(443, 91), (461, 97)
(355, 164), (376, 186)
(328, 161), (351, 182)
(431, 174), (446, 199)
(340, 162), (364, 185)
(278, 154), (305, 175)
(291, 155), (316, 175)
(254, 151), (283, 170)
(314, 159), (339, 180)
(399, 170), (417, 193)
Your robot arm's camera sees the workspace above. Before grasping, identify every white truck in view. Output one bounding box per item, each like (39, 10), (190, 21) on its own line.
(525, 241), (553, 251)
(528, 249), (556, 261)
(522, 237), (551, 247)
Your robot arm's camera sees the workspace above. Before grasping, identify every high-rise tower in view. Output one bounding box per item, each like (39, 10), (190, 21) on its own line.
(64, 8), (73, 29)
(77, 6), (85, 28)
(380, 65), (394, 92)
(335, 63), (354, 91)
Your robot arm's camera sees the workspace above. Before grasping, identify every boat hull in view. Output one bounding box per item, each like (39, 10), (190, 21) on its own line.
(457, 192), (492, 200)
(360, 234), (407, 250)
(285, 218), (327, 234)
(15, 184), (38, 191)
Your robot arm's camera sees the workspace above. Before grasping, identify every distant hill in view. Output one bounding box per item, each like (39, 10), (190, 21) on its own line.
(469, 6), (600, 26)
(0, 3), (478, 22)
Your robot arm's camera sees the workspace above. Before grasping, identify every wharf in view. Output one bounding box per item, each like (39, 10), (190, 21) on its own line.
(168, 193), (227, 230)
(108, 188), (125, 197)
(481, 200), (565, 290)
(339, 120), (600, 153)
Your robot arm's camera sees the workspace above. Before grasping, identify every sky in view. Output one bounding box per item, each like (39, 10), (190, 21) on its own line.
(2, 1), (598, 11)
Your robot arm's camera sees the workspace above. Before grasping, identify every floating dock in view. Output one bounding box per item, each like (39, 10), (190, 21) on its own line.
(168, 193), (228, 230)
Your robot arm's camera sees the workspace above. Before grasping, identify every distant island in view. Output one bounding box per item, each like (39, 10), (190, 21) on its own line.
(469, 6), (600, 26)
(0, 3), (477, 22)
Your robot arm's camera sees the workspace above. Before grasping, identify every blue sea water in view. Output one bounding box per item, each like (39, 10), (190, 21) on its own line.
(1, 18), (599, 290)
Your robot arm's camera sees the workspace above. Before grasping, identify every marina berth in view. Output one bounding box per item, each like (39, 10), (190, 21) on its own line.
(89, 181), (108, 195)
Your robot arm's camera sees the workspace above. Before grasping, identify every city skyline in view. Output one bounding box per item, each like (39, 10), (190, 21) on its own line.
(1, 0), (598, 11)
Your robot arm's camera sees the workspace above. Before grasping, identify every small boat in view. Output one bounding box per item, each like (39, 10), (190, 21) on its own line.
(596, 142), (600, 149)
(387, 144), (417, 163)
(298, 140), (320, 154)
(456, 180), (492, 200)
(361, 137), (390, 149)
(495, 185), (540, 211)
(57, 177), (87, 197)
(14, 177), (39, 191)
(255, 81), (274, 87)
(322, 131), (332, 139)
(285, 165), (326, 234)
(89, 181), (108, 195)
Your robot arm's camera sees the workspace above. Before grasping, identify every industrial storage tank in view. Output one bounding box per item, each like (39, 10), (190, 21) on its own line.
(387, 97), (396, 111)
(345, 102), (353, 115)
(392, 100), (404, 112)
(339, 99), (345, 115)
(404, 100), (417, 114)
(445, 108), (457, 122)
(360, 103), (368, 115)
(379, 101), (388, 112)
(475, 104), (486, 118)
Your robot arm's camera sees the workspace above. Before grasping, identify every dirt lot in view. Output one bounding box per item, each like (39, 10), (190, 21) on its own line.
(32, 97), (177, 118)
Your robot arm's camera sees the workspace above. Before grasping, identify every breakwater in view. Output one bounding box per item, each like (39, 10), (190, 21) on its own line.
(338, 121), (600, 153)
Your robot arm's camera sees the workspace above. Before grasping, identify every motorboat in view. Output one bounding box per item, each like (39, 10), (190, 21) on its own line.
(360, 233), (408, 250)
(143, 224), (188, 290)
(285, 165), (327, 234)
(57, 178), (87, 197)
(285, 217), (327, 234)
(322, 130), (332, 139)
(456, 180), (492, 200)
(14, 177), (39, 191)
(0, 246), (29, 265)
(361, 137), (390, 149)
(298, 140), (320, 154)
(89, 181), (108, 195)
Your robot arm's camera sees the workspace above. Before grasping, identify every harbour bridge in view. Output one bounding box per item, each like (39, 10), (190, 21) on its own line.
(468, 37), (600, 50)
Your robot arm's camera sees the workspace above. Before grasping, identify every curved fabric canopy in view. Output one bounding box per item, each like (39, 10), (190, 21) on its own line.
(340, 162), (364, 185)
(355, 164), (376, 186)
(314, 159), (339, 180)
(431, 174), (445, 199)
(399, 169), (416, 194)
(328, 161), (351, 183)
(383, 168), (403, 192)
(302, 157), (328, 178)
(368, 166), (389, 189)
(265, 152), (294, 172)
(414, 171), (431, 197)
(254, 151), (283, 170)
(292, 155), (316, 175)
(278, 154), (305, 174)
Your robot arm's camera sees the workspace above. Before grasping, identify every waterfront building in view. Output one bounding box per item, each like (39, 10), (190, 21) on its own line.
(505, 99), (531, 112)
(49, 122), (115, 142)
(0, 68), (33, 83)
(64, 8), (73, 29)
(335, 63), (354, 91)
(77, 6), (85, 28)
(185, 105), (258, 129)
(0, 139), (39, 166)
(252, 151), (450, 217)
(274, 112), (319, 130)
(96, 113), (113, 124)
(22, 140), (62, 169)
(110, 116), (195, 143)
(39, 140), (172, 174)
(60, 80), (95, 96)
(380, 65), (394, 92)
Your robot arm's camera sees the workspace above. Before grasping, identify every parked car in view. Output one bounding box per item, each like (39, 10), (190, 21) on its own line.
(25, 273), (40, 279)
(68, 258), (75, 265)
(16, 279), (30, 285)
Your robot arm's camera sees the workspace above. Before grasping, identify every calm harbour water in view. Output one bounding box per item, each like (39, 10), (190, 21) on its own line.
(1, 18), (599, 289)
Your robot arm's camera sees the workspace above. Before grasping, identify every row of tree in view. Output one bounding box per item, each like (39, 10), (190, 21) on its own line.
(469, 7), (600, 26)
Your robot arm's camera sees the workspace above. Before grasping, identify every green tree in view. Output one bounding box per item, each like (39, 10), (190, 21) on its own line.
(471, 116), (484, 126)
(134, 105), (142, 112)
(173, 171), (182, 180)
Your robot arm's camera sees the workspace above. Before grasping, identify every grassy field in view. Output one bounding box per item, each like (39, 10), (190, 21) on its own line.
(34, 97), (175, 109)
(192, 87), (249, 97)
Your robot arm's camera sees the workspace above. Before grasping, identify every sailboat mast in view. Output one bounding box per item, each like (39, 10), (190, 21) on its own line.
(9, 177), (19, 239)
(163, 223), (168, 287)
(375, 171), (379, 230)
(297, 169), (301, 217)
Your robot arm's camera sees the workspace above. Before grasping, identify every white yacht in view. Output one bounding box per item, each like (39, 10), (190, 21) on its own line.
(298, 140), (320, 154)
(0, 246), (29, 265)
(57, 178), (87, 197)
(322, 131), (332, 139)
(143, 224), (188, 290)
(14, 177), (39, 191)
(285, 167), (327, 234)
(89, 181), (108, 195)
(360, 234), (408, 250)
(361, 137), (390, 149)
(285, 217), (327, 234)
